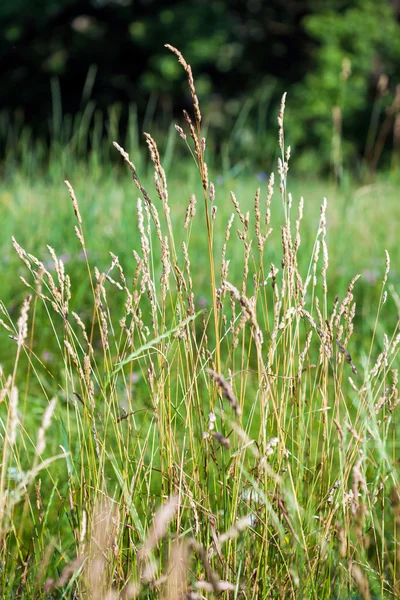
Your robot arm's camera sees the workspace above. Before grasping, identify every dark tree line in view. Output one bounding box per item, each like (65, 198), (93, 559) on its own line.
(2, 0), (400, 171)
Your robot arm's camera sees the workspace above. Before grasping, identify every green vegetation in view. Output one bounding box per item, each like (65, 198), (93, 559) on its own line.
(0, 48), (399, 598)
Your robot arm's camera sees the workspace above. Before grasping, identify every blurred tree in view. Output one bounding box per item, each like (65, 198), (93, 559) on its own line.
(288, 0), (400, 174)
(1, 0), (399, 172)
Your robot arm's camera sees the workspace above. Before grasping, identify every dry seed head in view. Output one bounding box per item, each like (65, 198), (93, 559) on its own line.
(383, 249), (390, 285)
(74, 225), (84, 246)
(16, 295), (32, 347)
(321, 239), (329, 295)
(182, 242), (193, 287)
(36, 397), (57, 456)
(209, 181), (215, 202)
(113, 140), (154, 212)
(164, 539), (190, 600)
(232, 311), (248, 348)
(9, 386), (19, 446)
(374, 390), (388, 414)
(254, 187), (261, 244)
(105, 274), (123, 291)
(277, 92), (287, 151)
(149, 203), (163, 242)
(335, 274), (361, 328)
(224, 214), (235, 244)
(277, 158), (284, 185)
(313, 239), (321, 285)
(189, 539), (227, 593)
(298, 196), (304, 218)
(242, 239), (252, 295)
(184, 194), (197, 228)
(137, 198), (150, 263)
(320, 198), (327, 235)
(19, 276), (32, 291)
(336, 338), (358, 375)
(278, 92), (287, 125)
(230, 192), (245, 225)
(165, 45), (202, 125)
(113, 140), (136, 171)
(350, 563), (371, 600)
(0, 319), (13, 334)
(298, 330), (313, 378)
(80, 509), (87, 544)
(218, 515), (252, 545)
(207, 368), (241, 417)
(44, 557), (85, 593)
(109, 252), (127, 288)
(347, 423), (363, 444)
(174, 124), (186, 140)
(64, 180), (82, 224)
(139, 496), (179, 561)
(300, 308), (318, 331)
(145, 133), (170, 218)
(327, 480), (340, 504)
(98, 309), (110, 352)
(352, 455), (367, 511)
(183, 110), (201, 159)
(265, 172), (274, 225)
(65, 273), (71, 302)
(194, 580), (235, 594)
(46, 245), (59, 276)
(64, 340), (81, 371)
(144, 133), (163, 177)
(83, 354), (92, 387)
(220, 257), (230, 288)
(212, 431), (230, 449)
(369, 343), (388, 379)
(12, 237), (31, 270)
(348, 377), (360, 393)
(160, 236), (171, 302)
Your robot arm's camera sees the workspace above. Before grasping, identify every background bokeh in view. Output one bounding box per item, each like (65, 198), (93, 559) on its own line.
(2, 0), (400, 174)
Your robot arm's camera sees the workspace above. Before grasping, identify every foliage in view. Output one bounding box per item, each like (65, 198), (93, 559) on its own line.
(0, 47), (399, 599)
(288, 0), (400, 174)
(1, 0), (400, 172)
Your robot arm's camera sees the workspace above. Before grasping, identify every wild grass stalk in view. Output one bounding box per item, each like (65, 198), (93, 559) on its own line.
(0, 48), (399, 599)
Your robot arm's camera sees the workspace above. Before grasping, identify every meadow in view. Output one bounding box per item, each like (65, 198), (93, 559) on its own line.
(0, 48), (399, 599)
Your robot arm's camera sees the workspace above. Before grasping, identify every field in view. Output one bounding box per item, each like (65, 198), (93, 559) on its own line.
(0, 52), (400, 599)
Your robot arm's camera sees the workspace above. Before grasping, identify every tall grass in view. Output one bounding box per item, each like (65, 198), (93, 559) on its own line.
(0, 47), (399, 599)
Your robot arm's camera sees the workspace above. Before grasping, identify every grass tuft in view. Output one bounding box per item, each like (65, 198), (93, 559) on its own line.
(0, 48), (399, 599)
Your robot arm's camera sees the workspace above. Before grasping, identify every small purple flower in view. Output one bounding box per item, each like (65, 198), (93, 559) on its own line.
(197, 296), (208, 308)
(257, 171), (268, 182)
(362, 269), (379, 286)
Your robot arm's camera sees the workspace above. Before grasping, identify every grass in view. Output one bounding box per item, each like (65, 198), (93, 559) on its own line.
(0, 47), (399, 599)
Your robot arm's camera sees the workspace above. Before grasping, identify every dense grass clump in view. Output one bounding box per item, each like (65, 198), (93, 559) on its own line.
(0, 47), (399, 599)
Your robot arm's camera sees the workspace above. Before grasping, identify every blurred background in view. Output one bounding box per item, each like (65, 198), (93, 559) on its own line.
(1, 0), (400, 178)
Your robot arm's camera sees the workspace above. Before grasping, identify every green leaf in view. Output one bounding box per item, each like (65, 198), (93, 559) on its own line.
(104, 310), (203, 389)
